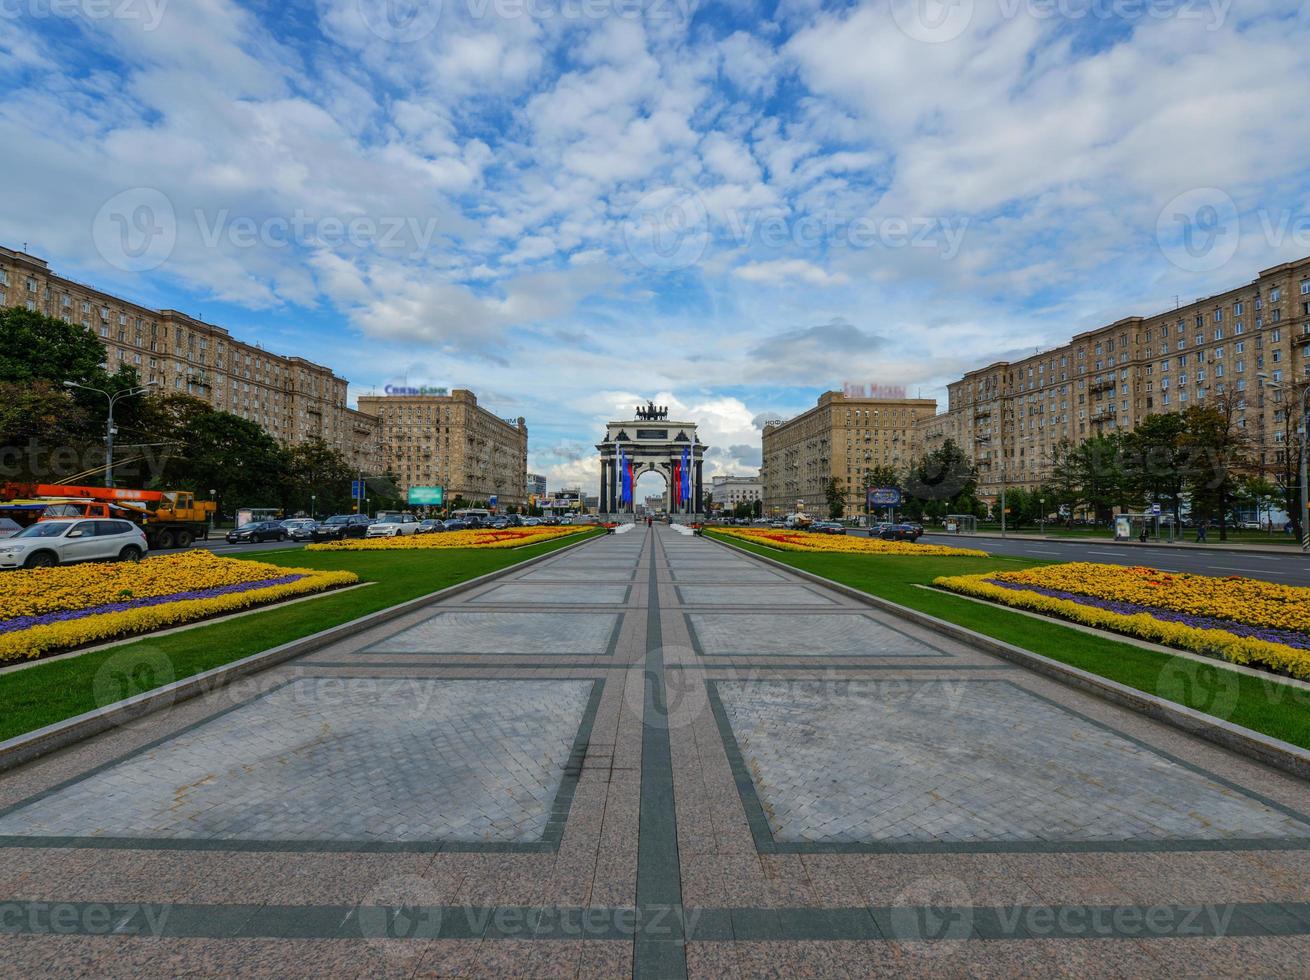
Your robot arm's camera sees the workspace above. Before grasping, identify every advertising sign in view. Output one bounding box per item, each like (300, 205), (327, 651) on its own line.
(843, 382), (908, 400)
(867, 487), (902, 507)
(407, 486), (445, 506)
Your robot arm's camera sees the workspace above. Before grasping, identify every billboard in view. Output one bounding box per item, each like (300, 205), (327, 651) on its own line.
(843, 383), (908, 400)
(407, 485), (444, 506)
(867, 487), (902, 507)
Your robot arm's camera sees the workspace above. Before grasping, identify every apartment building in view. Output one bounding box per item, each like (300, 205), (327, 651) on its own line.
(762, 392), (937, 516)
(0, 245), (382, 472)
(915, 256), (1310, 503)
(709, 474), (763, 511)
(356, 389), (528, 508)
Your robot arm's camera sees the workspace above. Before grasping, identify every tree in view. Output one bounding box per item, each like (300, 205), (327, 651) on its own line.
(823, 477), (844, 519)
(1040, 438), (1081, 525)
(1002, 487), (1038, 531)
(281, 438), (354, 517)
(0, 381), (92, 481)
(1072, 434), (1127, 522)
(1121, 413), (1189, 526)
(149, 401), (287, 520)
(0, 307), (108, 386)
(1234, 475), (1279, 530)
(1264, 380), (1308, 540)
(903, 439), (978, 522)
(1179, 393), (1251, 542)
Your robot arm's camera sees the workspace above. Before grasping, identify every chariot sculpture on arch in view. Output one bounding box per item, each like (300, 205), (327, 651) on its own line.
(599, 400), (705, 519)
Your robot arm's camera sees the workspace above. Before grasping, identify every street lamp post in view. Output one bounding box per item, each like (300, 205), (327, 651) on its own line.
(1259, 374), (1309, 553)
(63, 380), (157, 487)
(310, 494), (317, 520)
(1039, 497), (1046, 536)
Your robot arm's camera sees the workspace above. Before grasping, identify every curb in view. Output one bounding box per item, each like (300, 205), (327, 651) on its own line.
(0, 532), (600, 775)
(707, 534), (1310, 782)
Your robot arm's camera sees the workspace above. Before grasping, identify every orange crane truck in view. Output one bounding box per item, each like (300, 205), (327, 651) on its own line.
(0, 484), (217, 549)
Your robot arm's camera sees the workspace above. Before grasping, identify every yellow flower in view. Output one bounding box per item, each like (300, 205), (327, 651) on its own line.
(934, 570), (1310, 679)
(306, 526), (589, 551)
(712, 527), (988, 558)
(0, 552), (358, 663)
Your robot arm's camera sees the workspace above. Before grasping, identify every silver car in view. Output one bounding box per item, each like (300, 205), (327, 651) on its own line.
(0, 518), (149, 569)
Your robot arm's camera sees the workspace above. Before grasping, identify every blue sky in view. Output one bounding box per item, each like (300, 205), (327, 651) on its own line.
(3, 0), (1309, 495)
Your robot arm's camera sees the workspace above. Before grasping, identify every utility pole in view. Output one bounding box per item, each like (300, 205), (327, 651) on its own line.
(64, 380), (157, 487)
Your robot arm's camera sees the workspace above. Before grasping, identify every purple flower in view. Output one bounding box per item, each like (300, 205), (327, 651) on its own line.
(984, 579), (1310, 650)
(0, 575), (307, 635)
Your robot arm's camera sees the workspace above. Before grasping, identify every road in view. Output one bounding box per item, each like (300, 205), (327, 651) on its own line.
(166, 536), (309, 557)
(913, 530), (1310, 586)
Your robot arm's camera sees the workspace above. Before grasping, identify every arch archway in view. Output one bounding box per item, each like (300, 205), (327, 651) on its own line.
(596, 401), (706, 518)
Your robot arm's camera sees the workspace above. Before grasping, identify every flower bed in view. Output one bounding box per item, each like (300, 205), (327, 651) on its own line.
(306, 526), (590, 552)
(713, 527), (988, 557)
(934, 563), (1310, 678)
(0, 551), (358, 663)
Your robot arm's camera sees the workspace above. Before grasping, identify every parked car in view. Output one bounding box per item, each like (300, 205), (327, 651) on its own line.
(809, 521), (846, 535)
(522, 517), (542, 527)
(443, 519), (471, 531)
(1239, 520), (1262, 530)
(281, 518), (319, 542)
(366, 514), (421, 537)
(0, 517), (22, 539)
(486, 516), (511, 529)
(416, 519), (446, 534)
(226, 521), (288, 544)
(879, 523), (922, 542)
(0, 517), (148, 568)
(314, 514), (372, 540)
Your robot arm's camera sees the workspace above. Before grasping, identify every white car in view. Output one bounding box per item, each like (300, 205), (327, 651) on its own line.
(522, 517), (542, 526)
(365, 514), (421, 537)
(0, 518), (149, 569)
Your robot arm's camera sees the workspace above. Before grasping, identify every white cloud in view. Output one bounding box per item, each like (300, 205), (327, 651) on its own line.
(734, 259), (848, 286)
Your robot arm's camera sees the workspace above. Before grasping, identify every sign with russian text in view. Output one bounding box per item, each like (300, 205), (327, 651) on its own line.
(843, 382), (908, 400)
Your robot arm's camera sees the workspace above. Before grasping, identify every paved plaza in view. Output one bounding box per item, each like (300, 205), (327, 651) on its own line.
(3, 525), (1310, 976)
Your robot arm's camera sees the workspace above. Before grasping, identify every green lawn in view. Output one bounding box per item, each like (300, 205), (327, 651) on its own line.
(707, 531), (1310, 750)
(0, 531), (600, 743)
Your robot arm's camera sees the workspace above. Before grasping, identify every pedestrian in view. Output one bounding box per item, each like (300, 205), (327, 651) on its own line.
(1139, 524), (1148, 544)
(1196, 520), (1208, 543)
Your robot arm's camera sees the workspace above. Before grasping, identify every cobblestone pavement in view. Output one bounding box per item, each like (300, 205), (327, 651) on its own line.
(2, 524), (1310, 977)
